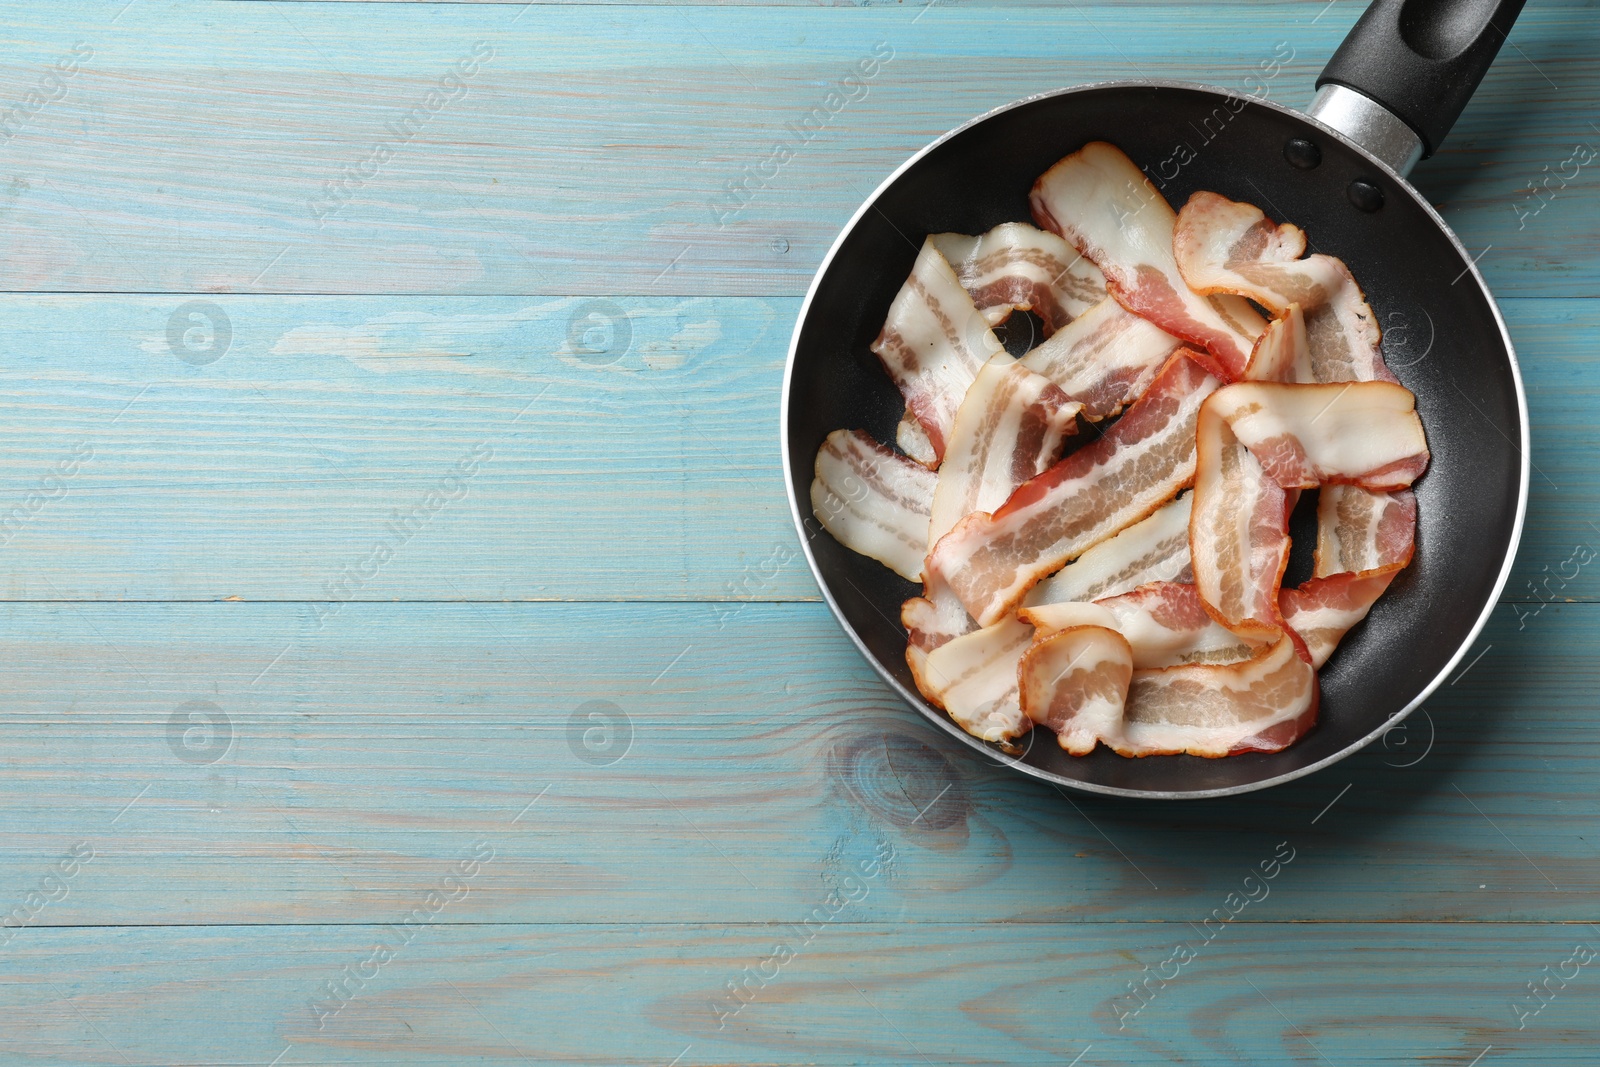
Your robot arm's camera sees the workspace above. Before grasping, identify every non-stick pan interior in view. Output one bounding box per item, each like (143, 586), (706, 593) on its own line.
(785, 83), (1525, 797)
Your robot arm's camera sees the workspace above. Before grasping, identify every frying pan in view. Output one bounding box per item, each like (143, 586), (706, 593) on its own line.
(781, 0), (1531, 798)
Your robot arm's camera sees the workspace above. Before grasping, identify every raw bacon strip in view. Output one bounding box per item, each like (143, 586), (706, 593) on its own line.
(1026, 494), (1193, 606)
(928, 353), (1083, 546)
(896, 410), (938, 468)
(930, 223), (1107, 333)
(1282, 566), (1402, 669)
(1098, 582), (1257, 669)
(1190, 399), (1293, 641)
(1314, 486), (1418, 578)
(902, 591), (971, 655)
(1024, 584), (1255, 670)
(1019, 601), (1117, 634)
(1173, 191), (1394, 384)
(1120, 635), (1319, 757)
(1019, 297), (1183, 421)
(1245, 304), (1313, 384)
(914, 614), (1035, 742)
(871, 239), (1005, 462)
(1207, 381), (1430, 490)
(1017, 626), (1132, 755)
(811, 429), (936, 582)
(927, 351), (1220, 627)
(1029, 142), (1265, 379)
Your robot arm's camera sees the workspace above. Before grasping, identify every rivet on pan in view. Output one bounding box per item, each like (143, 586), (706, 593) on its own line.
(1284, 138), (1322, 169)
(1347, 179), (1385, 212)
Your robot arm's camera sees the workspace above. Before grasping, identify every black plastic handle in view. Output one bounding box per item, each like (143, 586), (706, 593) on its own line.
(1316, 0), (1529, 159)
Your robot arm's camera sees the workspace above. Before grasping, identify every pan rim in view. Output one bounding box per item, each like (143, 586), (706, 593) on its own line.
(779, 78), (1530, 800)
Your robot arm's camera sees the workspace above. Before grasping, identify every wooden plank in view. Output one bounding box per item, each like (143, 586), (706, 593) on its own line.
(3, 922), (1597, 1065)
(0, 2), (1591, 295)
(0, 292), (1587, 602)
(0, 599), (1592, 925)
(0, 293), (811, 601)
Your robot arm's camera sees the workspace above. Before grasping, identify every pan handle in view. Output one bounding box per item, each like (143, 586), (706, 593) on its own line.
(1311, 0), (1528, 174)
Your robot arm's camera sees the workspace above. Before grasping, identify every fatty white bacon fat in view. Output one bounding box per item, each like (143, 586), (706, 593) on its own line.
(928, 353), (1083, 547)
(1017, 625), (1133, 755)
(913, 613), (1036, 742)
(927, 350), (1220, 627)
(1314, 485), (1418, 578)
(1173, 191), (1394, 384)
(1019, 297), (1184, 421)
(1030, 142), (1266, 379)
(1244, 303), (1314, 385)
(810, 429), (936, 582)
(1190, 381), (1427, 638)
(1122, 634), (1318, 757)
(1204, 381), (1430, 490)
(1026, 582), (1256, 670)
(871, 239), (1005, 463)
(1019, 588), (1315, 758)
(930, 223), (1107, 334)
(1025, 494), (1193, 607)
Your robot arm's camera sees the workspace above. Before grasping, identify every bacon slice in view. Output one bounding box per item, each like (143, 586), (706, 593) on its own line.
(1100, 582), (1257, 669)
(1019, 624), (1315, 757)
(1121, 634), (1318, 756)
(1314, 486), (1418, 578)
(1173, 191), (1393, 384)
(913, 614), (1035, 741)
(1191, 381), (1425, 640)
(1281, 567), (1402, 668)
(1025, 582), (1256, 671)
(896, 409), (938, 468)
(928, 354), (1083, 546)
(927, 351), (1220, 626)
(930, 223), (1107, 334)
(1244, 304), (1313, 384)
(1205, 382), (1430, 490)
(1017, 625), (1132, 754)
(1026, 494), (1193, 606)
(1018, 297), (1183, 421)
(871, 239), (1004, 462)
(811, 429), (936, 582)
(1030, 142), (1265, 379)
(1190, 400), (1293, 641)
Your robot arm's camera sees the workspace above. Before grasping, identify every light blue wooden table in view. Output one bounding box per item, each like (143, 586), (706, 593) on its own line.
(0, 1), (1597, 1063)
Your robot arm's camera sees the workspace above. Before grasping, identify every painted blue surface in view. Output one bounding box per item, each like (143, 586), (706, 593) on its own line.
(0, 1), (1596, 1064)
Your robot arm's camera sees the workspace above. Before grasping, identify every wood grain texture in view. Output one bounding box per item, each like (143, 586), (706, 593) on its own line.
(0, 600), (1591, 925)
(0, 1), (1597, 1063)
(0, 2), (1594, 295)
(5, 923), (1599, 1065)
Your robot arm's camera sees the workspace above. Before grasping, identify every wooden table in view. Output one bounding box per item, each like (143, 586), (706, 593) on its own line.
(0, 1), (1595, 1063)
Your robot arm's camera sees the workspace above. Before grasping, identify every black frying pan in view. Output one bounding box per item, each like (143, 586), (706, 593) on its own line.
(781, 0), (1531, 798)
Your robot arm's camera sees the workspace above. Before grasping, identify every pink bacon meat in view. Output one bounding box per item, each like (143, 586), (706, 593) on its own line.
(811, 429), (937, 582)
(1173, 190), (1394, 384)
(1030, 142), (1265, 379)
(928, 353), (1083, 547)
(871, 239), (1004, 463)
(1315, 485), (1418, 577)
(1205, 381), (1430, 490)
(927, 350), (1220, 627)
(1122, 634), (1318, 757)
(1281, 567), (1404, 669)
(1191, 381), (1428, 639)
(1017, 625), (1133, 755)
(911, 613), (1035, 742)
(930, 222), (1107, 334)
(1017, 605), (1316, 757)
(1019, 297), (1183, 421)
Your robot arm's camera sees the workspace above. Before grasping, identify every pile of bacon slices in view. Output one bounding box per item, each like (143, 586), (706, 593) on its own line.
(811, 142), (1427, 759)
